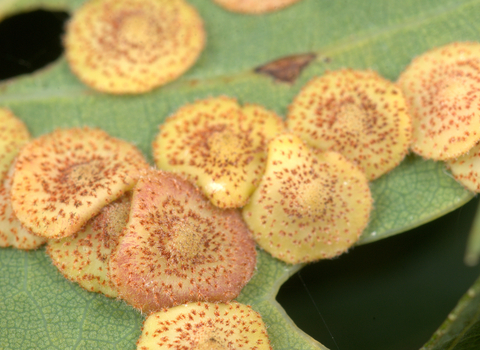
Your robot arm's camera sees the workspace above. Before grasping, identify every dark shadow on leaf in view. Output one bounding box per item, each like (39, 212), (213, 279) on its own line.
(0, 9), (69, 80)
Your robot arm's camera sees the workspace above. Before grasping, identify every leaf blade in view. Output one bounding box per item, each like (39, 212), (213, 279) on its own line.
(0, 0), (479, 349)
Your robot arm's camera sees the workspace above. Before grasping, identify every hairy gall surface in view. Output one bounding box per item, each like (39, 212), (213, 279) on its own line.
(0, 163), (46, 250)
(65, 0), (206, 94)
(47, 194), (132, 297)
(398, 42), (480, 160)
(11, 127), (149, 239)
(243, 134), (373, 264)
(109, 170), (257, 314)
(287, 69), (412, 180)
(137, 302), (272, 350)
(0, 108), (30, 181)
(212, 0), (302, 14)
(153, 96), (286, 208)
(446, 141), (480, 192)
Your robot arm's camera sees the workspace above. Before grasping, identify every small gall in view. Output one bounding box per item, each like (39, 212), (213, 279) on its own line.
(153, 96), (286, 208)
(212, 0), (303, 14)
(287, 69), (413, 180)
(398, 42), (480, 160)
(46, 193), (131, 297)
(137, 302), (272, 349)
(11, 127), (149, 239)
(0, 162), (47, 250)
(64, 0), (206, 94)
(446, 142), (480, 192)
(0, 108), (30, 181)
(109, 170), (257, 314)
(242, 134), (373, 264)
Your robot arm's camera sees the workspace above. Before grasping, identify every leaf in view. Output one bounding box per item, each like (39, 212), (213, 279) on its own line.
(360, 154), (472, 245)
(0, 249), (144, 349)
(0, 0), (478, 349)
(465, 201), (480, 266)
(421, 275), (480, 350)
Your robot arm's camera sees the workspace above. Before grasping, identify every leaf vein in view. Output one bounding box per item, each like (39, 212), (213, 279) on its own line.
(23, 252), (55, 350)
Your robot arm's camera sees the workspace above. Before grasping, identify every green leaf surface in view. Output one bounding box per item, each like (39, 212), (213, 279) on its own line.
(0, 0), (478, 349)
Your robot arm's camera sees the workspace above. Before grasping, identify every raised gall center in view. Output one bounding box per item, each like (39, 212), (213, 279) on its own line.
(207, 130), (244, 163)
(294, 178), (332, 218)
(195, 339), (226, 350)
(435, 75), (470, 109)
(332, 102), (366, 139)
(118, 13), (158, 46)
(62, 160), (103, 186)
(167, 218), (204, 261)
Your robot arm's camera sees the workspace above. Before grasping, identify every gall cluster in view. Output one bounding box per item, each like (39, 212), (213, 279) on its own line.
(2, 0), (480, 346)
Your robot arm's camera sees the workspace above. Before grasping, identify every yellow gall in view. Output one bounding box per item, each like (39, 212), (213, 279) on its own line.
(11, 127), (149, 239)
(398, 42), (480, 160)
(242, 134), (373, 264)
(0, 162), (46, 250)
(287, 69), (413, 180)
(46, 193), (131, 297)
(153, 96), (286, 208)
(64, 0), (206, 94)
(0, 108), (30, 181)
(137, 302), (272, 349)
(446, 142), (480, 192)
(212, 0), (302, 14)
(109, 170), (256, 314)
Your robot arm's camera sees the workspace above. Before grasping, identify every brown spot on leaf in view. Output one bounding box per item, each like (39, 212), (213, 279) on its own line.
(255, 53), (316, 83)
